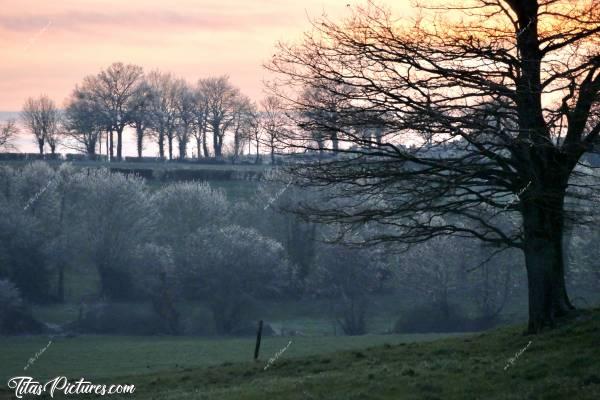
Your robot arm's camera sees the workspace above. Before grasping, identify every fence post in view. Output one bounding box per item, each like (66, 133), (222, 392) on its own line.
(254, 320), (263, 361)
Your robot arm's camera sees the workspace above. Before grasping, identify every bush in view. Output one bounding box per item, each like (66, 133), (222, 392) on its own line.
(0, 279), (44, 334)
(183, 226), (294, 335)
(0, 208), (52, 303)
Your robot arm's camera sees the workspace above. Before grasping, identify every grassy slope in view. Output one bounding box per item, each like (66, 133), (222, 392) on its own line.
(2, 311), (599, 400)
(114, 309), (600, 400)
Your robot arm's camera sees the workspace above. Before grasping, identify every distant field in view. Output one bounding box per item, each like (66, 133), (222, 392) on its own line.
(0, 333), (467, 384)
(0, 158), (268, 199)
(29, 295), (417, 337)
(0, 159), (270, 172)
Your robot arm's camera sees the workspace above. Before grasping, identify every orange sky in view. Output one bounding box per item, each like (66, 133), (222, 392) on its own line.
(0, 0), (409, 111)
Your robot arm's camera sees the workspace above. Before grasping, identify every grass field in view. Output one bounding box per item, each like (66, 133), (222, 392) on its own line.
(0, 333), (465, 384)
(2, 310), (599, 399)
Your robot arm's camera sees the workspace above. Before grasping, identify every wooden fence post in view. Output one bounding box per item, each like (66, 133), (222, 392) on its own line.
(254, 320), (263, 361)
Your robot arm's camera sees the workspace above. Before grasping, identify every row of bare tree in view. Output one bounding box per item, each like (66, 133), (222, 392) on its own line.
(13, 63), (287, 163)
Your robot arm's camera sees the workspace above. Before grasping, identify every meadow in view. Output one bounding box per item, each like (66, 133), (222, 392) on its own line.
(0, 333), (465, 384)
(1, 309), (599, 399)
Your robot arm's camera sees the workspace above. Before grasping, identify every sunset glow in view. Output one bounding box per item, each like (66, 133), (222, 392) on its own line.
(0, 0), (407, 112)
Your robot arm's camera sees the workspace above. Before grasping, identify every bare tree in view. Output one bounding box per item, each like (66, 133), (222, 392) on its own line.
(129, 79), (155, 158)
(173, 79), (195, 160)
(200, 76), (240, 158)
(64, 85), (103, 156)
(147, 71), (178, 160)
(0, 120), (18, 150)
(21, 95), (60, 155)
(230, 95), (255, 163)
(267, 1), (600, 332)
(87, 62), (144, 161)
(248, 111), (262, 164)
(192, 85), (210, 158)
(45, 113), (62, 155)
(298, 83), (350, 153)
(260, 96), (287, 164)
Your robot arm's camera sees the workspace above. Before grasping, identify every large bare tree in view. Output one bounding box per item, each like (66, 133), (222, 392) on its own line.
(129, 79), (155, 158)
(200, 76), (240, 158)
(267, 0), (600, 333)
(173, 79), (196, 160)
(87, 62), (144, 161)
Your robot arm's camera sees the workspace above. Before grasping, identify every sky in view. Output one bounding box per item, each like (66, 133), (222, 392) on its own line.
(0, 0), (412, 112)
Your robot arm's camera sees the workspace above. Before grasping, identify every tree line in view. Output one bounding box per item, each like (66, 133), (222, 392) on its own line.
(4, 63), (286, 163)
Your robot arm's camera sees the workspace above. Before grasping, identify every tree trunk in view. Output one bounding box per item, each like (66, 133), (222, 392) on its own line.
(116, 127), (123, 161)
(37, 139), (44, 155)
(168, 135), (173, 160)
(213, 125), (221, 157)
(179, 135), (187, 160)
(331, 131), (339, 151)
(158, 131), (165, 159)
(87, 141), (96, 156)
(202, 129), (209, 157)
(136, 126), (144, 158)
(232, 131), (240, 164)
(109, 130), (114, 161)
(270, 138), (275, 165)
(521, 192), (574, 333)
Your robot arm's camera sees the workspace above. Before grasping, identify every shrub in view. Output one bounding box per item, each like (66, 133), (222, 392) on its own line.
(0, 279), (44, 334)
(183, 225), (294, 335)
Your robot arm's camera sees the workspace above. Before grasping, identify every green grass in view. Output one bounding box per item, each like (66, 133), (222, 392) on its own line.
(2, 310), (600, 399)
(0, 333), (464, 383)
